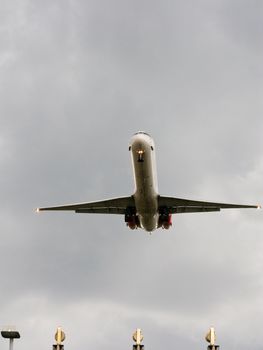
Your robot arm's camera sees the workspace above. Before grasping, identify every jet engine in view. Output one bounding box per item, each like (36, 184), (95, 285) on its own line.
(158, 209), (172, 229)
(125, 208), (140, 230)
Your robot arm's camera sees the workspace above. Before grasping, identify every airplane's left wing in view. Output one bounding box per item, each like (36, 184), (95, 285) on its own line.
(158, 196), (260, 214)
(37, 196), (135, 214)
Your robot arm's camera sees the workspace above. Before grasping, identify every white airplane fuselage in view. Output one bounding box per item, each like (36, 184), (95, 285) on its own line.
(130, 132), (159, 231)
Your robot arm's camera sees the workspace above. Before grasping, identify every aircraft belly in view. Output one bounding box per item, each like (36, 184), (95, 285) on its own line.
(134, 180), (158, 231)
(139, 213), (159, 232)
(133, 161), (158, 214)
(130, 132), (159, 231)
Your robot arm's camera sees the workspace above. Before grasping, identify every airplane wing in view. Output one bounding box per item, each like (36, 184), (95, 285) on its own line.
(158, 196), (260, 214)
(37, 196), (135, 214)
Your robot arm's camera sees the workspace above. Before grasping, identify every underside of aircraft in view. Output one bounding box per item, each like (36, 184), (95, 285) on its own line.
(37, 132), (260, 232)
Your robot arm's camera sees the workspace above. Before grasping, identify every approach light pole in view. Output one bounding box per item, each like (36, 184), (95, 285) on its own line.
(1, 327), (20, 350)
(132, 329), (144, 350)
(205, 327), (220, 350)
(53, 327), (66, 350)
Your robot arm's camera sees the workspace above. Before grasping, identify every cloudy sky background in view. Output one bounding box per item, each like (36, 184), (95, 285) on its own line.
(0, 0), (263, 349)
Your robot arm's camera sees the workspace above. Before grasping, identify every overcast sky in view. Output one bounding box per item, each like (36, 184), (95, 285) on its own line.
(0, 0), (263, 349)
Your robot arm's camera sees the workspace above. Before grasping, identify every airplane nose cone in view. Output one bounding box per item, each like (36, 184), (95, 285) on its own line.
(133, 131), (151, 137)
(130, 132), (153, 151)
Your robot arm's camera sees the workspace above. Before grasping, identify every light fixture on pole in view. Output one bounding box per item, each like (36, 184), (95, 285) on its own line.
(53, 327), (66, 350)
(205, 327), (219, 350)
(132, 329), (144, 350)
(1, 327), (20, 350)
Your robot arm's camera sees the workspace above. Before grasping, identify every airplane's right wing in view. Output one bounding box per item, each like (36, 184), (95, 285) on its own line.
(158, 196), (260, 214)
(37, 196), (135, 214)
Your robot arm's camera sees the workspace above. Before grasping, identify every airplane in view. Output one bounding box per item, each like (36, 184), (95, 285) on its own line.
(37, 131), (260, 232)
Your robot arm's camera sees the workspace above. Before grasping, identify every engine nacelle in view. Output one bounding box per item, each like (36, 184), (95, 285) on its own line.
(127, 220), (137, 230)
(125, 209), (140, 230)
(158, 213), (172, 229)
